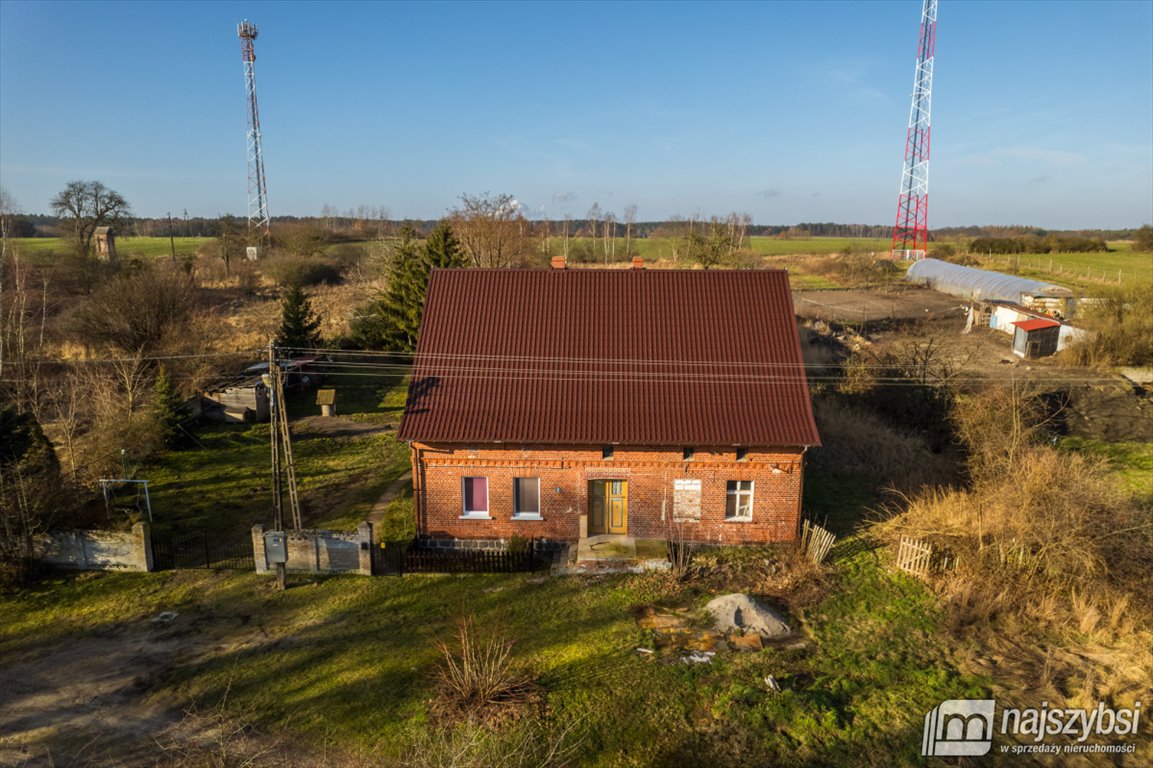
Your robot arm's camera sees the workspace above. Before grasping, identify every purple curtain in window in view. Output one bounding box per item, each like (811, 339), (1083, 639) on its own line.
(464, 477), (487, 512)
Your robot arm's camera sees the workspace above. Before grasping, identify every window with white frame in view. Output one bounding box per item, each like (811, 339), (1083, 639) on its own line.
(673, 478), (702, 522)
(461, 477), (489, 518)
(513, 477), (541, 519)
(725, 480), (754, 520)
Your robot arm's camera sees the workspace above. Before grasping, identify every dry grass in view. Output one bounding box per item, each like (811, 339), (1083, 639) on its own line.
(873, 447), (1153, 709)
(1060, 283), (1153, 367)
(809, 396), (956, 494)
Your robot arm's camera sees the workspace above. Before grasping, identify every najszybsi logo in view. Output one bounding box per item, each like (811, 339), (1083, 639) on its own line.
(921, 698), (1144, 757)
(922, 699), (996, 756)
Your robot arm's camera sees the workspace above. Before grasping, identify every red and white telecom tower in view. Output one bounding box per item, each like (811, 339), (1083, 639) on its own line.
(238, 20), (271, 249)
(890, 0), (937, 260)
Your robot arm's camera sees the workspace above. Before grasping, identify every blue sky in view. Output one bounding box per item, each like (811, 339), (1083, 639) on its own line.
(1, 0), (1150, 228)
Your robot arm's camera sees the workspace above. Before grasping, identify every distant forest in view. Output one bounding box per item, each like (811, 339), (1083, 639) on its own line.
(5, 212), (1143, 242)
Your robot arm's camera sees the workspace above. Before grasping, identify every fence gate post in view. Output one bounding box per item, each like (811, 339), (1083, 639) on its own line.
(133, 522), (154, 572)
(358, 521), (373, 576)
(252, 525), (268, 573)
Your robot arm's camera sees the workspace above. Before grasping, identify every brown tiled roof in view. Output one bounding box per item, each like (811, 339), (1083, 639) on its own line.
(397, 268), (820, 448)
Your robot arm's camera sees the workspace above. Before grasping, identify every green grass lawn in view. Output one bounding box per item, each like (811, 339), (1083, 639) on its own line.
(144, 368), (412, 536)
(1058, 436), (1153, 501)
(0, 542), (985, 767)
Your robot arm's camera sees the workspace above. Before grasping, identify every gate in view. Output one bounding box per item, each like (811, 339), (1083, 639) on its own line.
(152, 529), (254, 571)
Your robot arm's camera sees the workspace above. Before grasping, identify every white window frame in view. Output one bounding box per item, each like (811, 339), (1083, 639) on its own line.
(461, 476), (490, 519)
(725, 480), (754, 521)
(512, 477), (542, 520)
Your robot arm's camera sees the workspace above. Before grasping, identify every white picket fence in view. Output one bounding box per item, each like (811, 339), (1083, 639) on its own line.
(800, 519), (836, 564)
(895, 536), (934, 578)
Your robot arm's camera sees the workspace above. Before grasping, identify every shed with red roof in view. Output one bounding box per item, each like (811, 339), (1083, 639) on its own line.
(1011, 318), (1061, 359)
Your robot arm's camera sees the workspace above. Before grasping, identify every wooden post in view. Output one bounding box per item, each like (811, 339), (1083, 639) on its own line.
(268, 342), (286, 591)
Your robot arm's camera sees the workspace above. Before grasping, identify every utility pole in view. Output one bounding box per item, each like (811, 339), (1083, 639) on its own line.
(275, 360), (303, 530)
(167, 212), (176, 263)
(267, 341), (286, 590)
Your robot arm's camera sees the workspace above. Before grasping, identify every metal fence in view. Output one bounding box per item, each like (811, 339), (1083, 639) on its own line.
(152, 529), (254, 571)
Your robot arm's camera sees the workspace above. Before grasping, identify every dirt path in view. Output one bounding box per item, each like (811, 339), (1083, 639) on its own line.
(292, 414), (392, 439)
(793, 287), (963, 323)
(0, 596), (343, 767)
(367, 470), (413, 531)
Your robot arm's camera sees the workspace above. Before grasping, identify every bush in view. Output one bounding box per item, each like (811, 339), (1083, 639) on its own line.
(433, 615), (539, 724)
(66, 266), (197, 354)
(1060, 283), (1153, 367)
(261, 254), (345, 287)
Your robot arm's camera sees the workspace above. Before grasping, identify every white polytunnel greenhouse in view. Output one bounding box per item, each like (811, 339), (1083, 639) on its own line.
(906, 259), (1075, 310)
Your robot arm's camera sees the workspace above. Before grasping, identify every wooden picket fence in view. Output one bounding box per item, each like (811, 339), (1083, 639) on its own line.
(895, 536), (934, 578)
(800, 520), (836, 564)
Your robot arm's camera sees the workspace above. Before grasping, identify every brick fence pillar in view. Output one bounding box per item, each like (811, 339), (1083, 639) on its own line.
(357, 521), (374, 576)
(252, 524), (269, 573)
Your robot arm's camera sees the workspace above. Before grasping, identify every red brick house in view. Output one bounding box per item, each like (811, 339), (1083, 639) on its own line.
(396, 261), (820, 551)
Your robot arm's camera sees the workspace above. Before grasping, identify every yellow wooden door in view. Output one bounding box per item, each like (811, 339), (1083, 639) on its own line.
(607, 480), (628, 534)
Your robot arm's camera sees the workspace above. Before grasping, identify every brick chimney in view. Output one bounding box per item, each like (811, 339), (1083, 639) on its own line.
(631, 256), (645, 270)
(551, 255), (566, 270)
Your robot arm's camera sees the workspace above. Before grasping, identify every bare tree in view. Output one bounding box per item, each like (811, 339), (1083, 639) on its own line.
(563, 214), (571, 260)
(727, 212), (751, 252)
(623, 204), (637, 258)
(67, 267), (197, 355)
(450, 192), (528, 268)
(215, 214), (242, 275)
(50, 180), (131, 262)
(0, 186), (14, 264)
(0, 238), (51, 418)
(603, 211), (616, 262)
(586, 203), (601, 263)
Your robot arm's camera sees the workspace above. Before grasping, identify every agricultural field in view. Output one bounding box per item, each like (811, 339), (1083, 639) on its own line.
(10, 236), (213, 263)
(604, 236), (892, 263)
(970, 241), (1153, 290)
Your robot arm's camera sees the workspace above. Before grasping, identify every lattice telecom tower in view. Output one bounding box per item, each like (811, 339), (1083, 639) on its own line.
(238, 20), (270, 243)
(890, 0), (937, 260)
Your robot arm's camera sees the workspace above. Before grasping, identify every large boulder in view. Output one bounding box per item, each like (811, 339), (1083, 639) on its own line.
(705, 593), (790, 639)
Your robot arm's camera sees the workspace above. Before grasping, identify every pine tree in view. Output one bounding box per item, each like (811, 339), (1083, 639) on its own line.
(152, 364), (186, 448)
(275, 282), (322, 350)
(351, 222), (464, 352)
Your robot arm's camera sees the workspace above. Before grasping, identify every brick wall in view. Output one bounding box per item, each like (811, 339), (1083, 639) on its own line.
(412, 444), (806, 545)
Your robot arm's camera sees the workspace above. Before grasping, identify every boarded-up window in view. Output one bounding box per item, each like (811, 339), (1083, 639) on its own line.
(673, 478), (702, 522)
